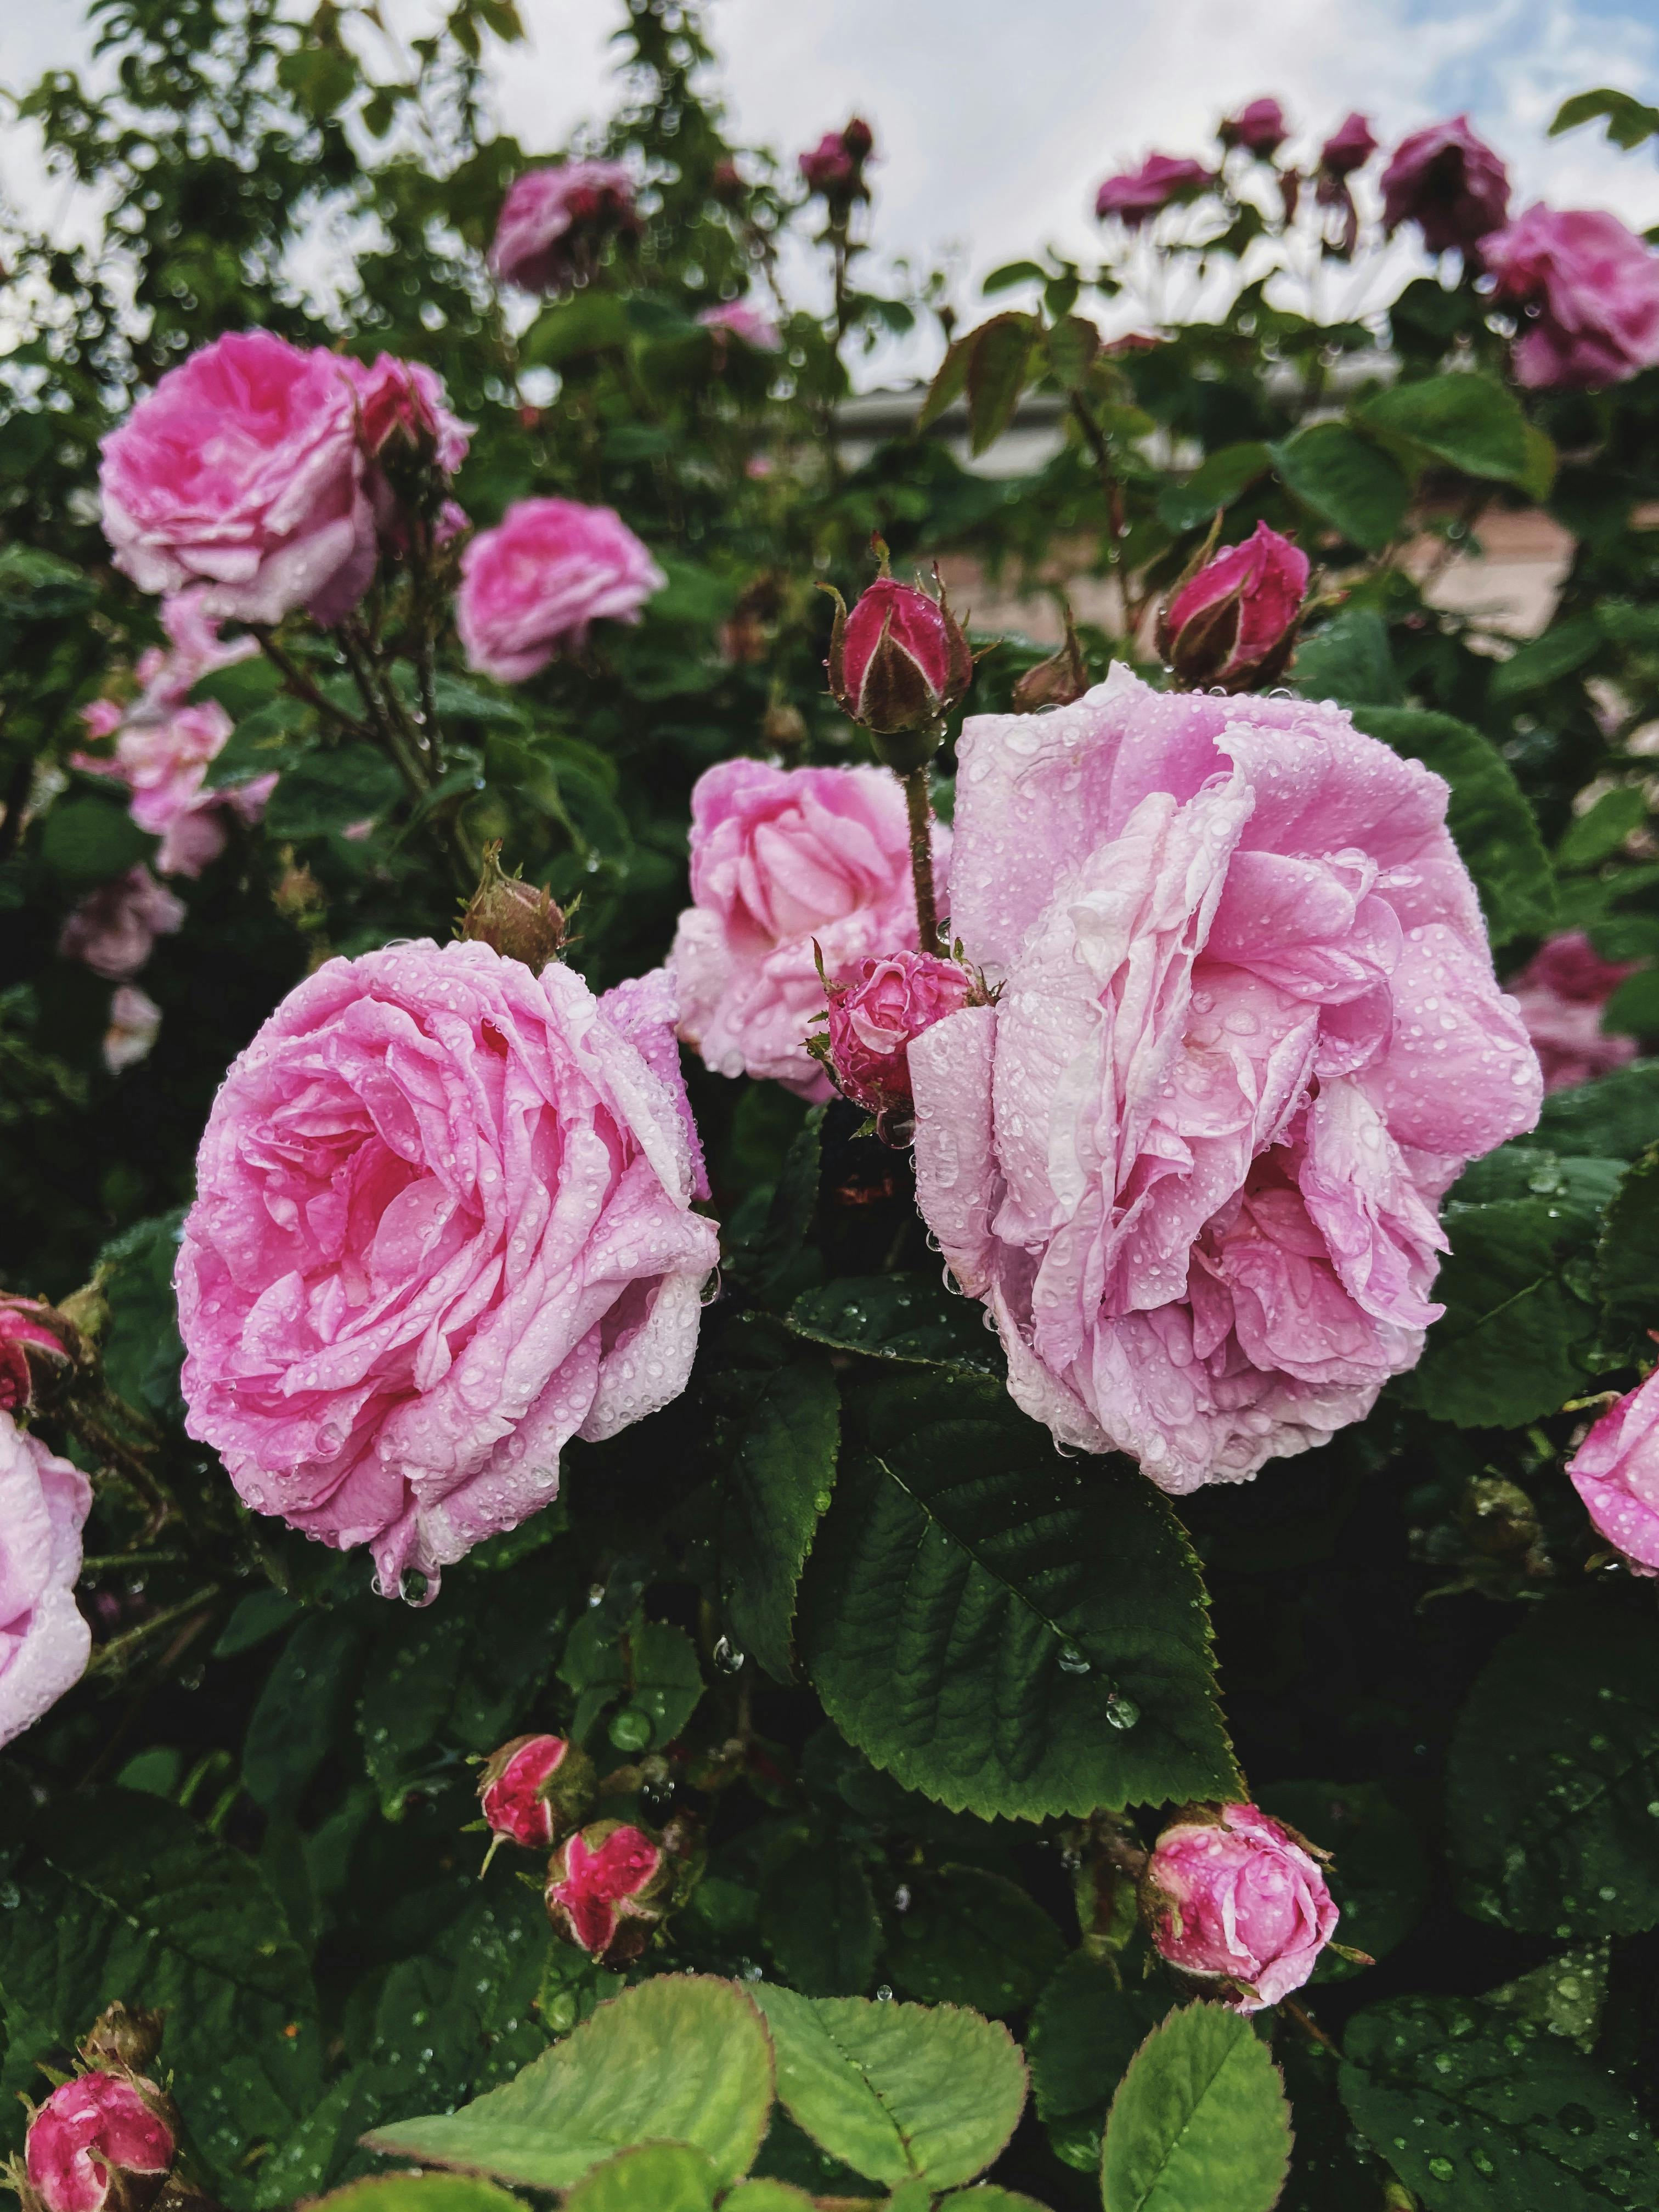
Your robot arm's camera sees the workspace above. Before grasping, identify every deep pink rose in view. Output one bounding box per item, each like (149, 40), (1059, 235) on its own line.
(1095, 155), (1214, 227)
(176, 941), (717, 1595)
(799, 121), (873, 201)
(828, 575), (974, 740)
(1508, 929), (1639, 1092)
(1221, 99), (1288, 158)
(59, 867), (185, 981)
(1159, 522), (1308, 693)
(1381, 117), (1509, 255)
(545, 1820), (667, 1961)
(909, 668), (1542, 1492)
(1319, 112), (1377, 179)
(25, 2073), (172, 2212)
(822, 951), (979, 1136)
(1568, 1370), (1659, 1575)
(456, 498), (665, 684)
(479, 1731), (591, 1850)
(488, 161), (638, 294)
(0, 1299), (67, 1413)
(0, 1412), (92, 1750)
(669, 759), (949, 1097)
(697, 302), (783, 352)
(340, 353), (472, 476)
(1483, 205), (1659, 390)
(104, 985), (163, 1076)
(99, 331), (377, 627)
(1143, 1802), (1339, 2009)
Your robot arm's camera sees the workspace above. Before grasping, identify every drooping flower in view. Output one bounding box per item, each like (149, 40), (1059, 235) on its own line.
(0, 1411), (92, 1749)
(1508, 930), (1639, 1092)
(1567, 1369), (1659, 1575)
(1142, 1802), (1339, 2010)
(488, 161), (638, 294)
(1380, 116), (1509, 256)
(1158, 522), (1309, 693)
(1483, 205), (1659, 390)
(1094, 154), (1214, 227)
(456, 498), (665, 683)
(59, 868), (185, 981)
(175, 940), (719, 1595)
(24, 2073), (173, 2212)
(909, 668), (1542, 1493)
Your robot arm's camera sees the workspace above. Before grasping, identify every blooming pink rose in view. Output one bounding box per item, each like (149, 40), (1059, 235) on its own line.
(488, 161), (638, 294)
(1483, 205), (1659, 390)
(456, 499), (665, 684)
(828, 575), (974, 741)
(909, 668), (1542, 1491)
(1508, 929), (1639, 1092)
(59, 867), (185, 981)
(1159, 522), (1308, 693)
(1095, 155), (1214, 227)
(1221, 99), (1288, 158)
(1143, 1802), (1339, 2010)
(176, 940), (718, 1595)
(99, 331), (377, 627)
(1568, 1370), (1659, 1574)
(669, 759), (949, 1097)
(1381, 116), (1509, 255)
(545, 1820), (669, 1961)
(104, 985), (163, 1076)
(697, 302), (783, 352)
(0, 1299), (67, 1413)
(822, 951), (979, 1137)
(479, 1731), (591, 1850)
(0, 1412), (92, 1750)
(25, 2072), (173, 2212)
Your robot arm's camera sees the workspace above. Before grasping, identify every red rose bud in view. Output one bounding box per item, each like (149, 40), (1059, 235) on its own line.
(825, 571), (973, 768)
(24, 2074), (174, 2212)
(1158, 522), (1309, 693)
(842, 117), (874, 162)
(545, 1816), (686, 1965)
(1319, 111), (1377, 180)
(1220, 98), (1288, 159)
(817, 951), (982, 1144)
(479, 1732), (594, 1853)
(459, 843), (566, 972)
(0, 1297), (74, 1414)
(1380, 115), (1509, 257)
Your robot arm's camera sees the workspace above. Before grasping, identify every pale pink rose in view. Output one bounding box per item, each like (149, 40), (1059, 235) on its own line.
(1508, 929), (1639, 1092)
(457, 499), (665, 684)
(1567, 1369), (1659, 1573)
(25, 2072), (172, 2212)
(1095, 154), (1214, 226)
(1143, 1802), (1339, 2010)
(1380, 116), (1509, 256)
(909, 668), (1542, 1492)
(176, 940), (719, 1595)
(103, 984), (163, 1075)
(0, 1412), (92, 1750)
(59, 867), (185, 981)
(99, 331), (377, 627)
(669, 759), (950, 1097)
(73, 691), (274, 881)
(488, 161), (638, 294)
(697, 302), (783, 352)
(1483, 205), (1659, 389)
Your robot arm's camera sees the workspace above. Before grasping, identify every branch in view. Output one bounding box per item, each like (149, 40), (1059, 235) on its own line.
(252, 629), (374, 743)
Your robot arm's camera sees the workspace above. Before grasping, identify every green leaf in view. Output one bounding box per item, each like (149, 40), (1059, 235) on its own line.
(1558, 786), (1647, 872)
(362, 1977), (774, 2191)
(730, 1108), (823, 1308)
(1351, 707), (1555, 948)
(626, 1617), (706, 1750)
(1045, 316), (1101, 393)
(714, 1325), (839, 1683)
(563, 2146), (719, 2212)
(751, 1984), (1027, 2188)
(1292, 608), (1403, 708)
(1536, 1062), (1659, 1162)
(1357, 374), (1531, 485)
(1028, 1955), (1169, 2172)
(244, 1612), (366, 1816)
(263, 746), (403, 840)
(1604, 966), (1659, 1041)
(429, 673), (529, 728)
(311, 2181), (525, 2212)
(1155, 443), (1273, 535)
(1596, 1143), (1659, 1355)
(965, 314), (1037, 458)
(803, 1372), (1237, 1818)
(1341, 1994), (1659, 2209)
(1100, 2002), (1290, 2212)
(1489, 614), (1602, 702)
(95, 1207), (187, 1421)
(786, 1275), (1003, 1378)
(886, 1865), (1065, 2016)
(724, 2185), (817, 2212)
(981, 261), (1048, 295)
(521, 292), (634, 367)
(1551, 87), (1659, 149)
(918, 340), (969, 432)
(1273, 422), (1408, 552)
(1447, 1598), (1659, 1939)
(41, 789), (153, 885)
(760, 1835), (881, 1997)
(1256, 1782), (1427, 1979)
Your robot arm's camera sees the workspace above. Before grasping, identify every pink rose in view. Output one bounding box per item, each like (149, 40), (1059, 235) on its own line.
(1508, 929), (1639, 1092)
(1142, 1802), (1339, 2010)
(25, 2072), (173, 2212)
(1158, 521), (1308, 693)
(1319, 112), (1377, 179)
(827, 574), (974, 742)
(1095, 155), (1214, 227)
(669, 759), (949, 1097)
(488, 161), (638, 294)
(697, 302), (783, 353)
(1568, 1370), (1659, 1574)
(175, 940), (718, 1595)
(909, 668), (1541, 1492)
(0, 1298), (68, 1413)
(104, 985), (163, 1076)
(99, 331), (377, 627)
(1220, 99), (1288, 159)
(456, 498), (665, 684)
(1483, 205), (1659, 390)
(821, 951), (979, 1138)
(545, 1820), (670, 1962)
(59, 867), (185, 981)
(340, 353), (472, 476)
(0, 1412), (92, 1750)
(1381, 116), (1509, 255)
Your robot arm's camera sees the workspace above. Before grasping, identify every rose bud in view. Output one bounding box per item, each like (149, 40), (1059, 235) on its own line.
(1220, 98), (1288, 159)
(815, 951), (983, 1145)
(1567, 1368), (1659, 1576)
(1380, 116), (1509, 258)
(1011, 606), (1091, 712)
(1094, 154), (1214, 228)
(1157, 521), (1309, 693)
(1319, 111), (1378, 180)
(824, 567), (973, 770)
(459, 843), (566, 972)
(24, 2074), (174, 2212)
(0, 1298), (72, 1415)
(545, 1815), (696, 1966)
(1141, 1801), (1340, 2010)
(77, 2008), (163, 2079)
(478, 1733), (594, 1854)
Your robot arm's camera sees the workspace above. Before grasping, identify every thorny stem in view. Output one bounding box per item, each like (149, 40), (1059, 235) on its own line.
(902, 763), (940, 952)
(86, 1587), (221, 1678)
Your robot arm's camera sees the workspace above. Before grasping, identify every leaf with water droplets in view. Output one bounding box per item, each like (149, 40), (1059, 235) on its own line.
(787, 1273), (1003, 1379)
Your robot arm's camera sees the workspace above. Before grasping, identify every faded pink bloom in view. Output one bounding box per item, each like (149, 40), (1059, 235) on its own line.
(697, 302), (783, 352)
(828, 575), (973, 739)
(1381, 116), (1509, 256)
(0, 1412), (92, 1750)
(456, 498), (665, 684)
(545, 1820), (667, 1961)
(669, 760), (949, 1097)
(25, 2072), (172, 2212)
(0, 1299), (67, 1413)
(1221, 99), (1288, 158)
(822, 951), (979, 1137)
(1483, 205), (1659, 390)
(175, 941), (718, 1595)
(488, 161), (638, 294)
(1568, 1369), (1659, 1575)
(1319, 112), (1378, 179)
(1159, 522), (1308, 693)
(479, 1732), (590, 1850)
(1143, 1802), (1339, 2010)
(99, 331), (377, 627)
(909, 668), (1542, 1492)
(1508, 929), (1639, 1091)
(1095, 154), (1214, 227)
(59, 868), (185, 981)
(104, 985), (162, 1076)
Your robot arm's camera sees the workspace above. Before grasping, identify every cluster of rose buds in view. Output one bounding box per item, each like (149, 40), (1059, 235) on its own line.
(17, 2007), (184, 2212)
(1156, 521), (1310, 693)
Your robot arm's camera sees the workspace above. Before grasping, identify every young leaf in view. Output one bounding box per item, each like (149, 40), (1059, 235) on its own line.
(1100, 2002), (1290, 2212)
(751, 1984), (1027, 2189)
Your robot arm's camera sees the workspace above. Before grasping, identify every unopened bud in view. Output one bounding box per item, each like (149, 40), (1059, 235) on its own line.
(761, 699), (808, 753)
(78, 2008), (164, 2079)
(24, 2073), (174, 2212)
(1011, 606), (1091, 712)
(1458, 1476), (1542, 1559)
(1157, 521), (1308, 694)
(813, 950), (984, 1146)
(459, 843), (566, 972)
(479, 1733), (594, 1853)
(0, 1297), (76, 1415)
(545, 1813), (698, 1966)
(1140, 1801), (1338, 2012)
(824, 560), (973, 772)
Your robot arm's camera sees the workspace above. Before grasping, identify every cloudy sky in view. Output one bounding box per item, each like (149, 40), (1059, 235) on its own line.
(6, 0), (1659, 373)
